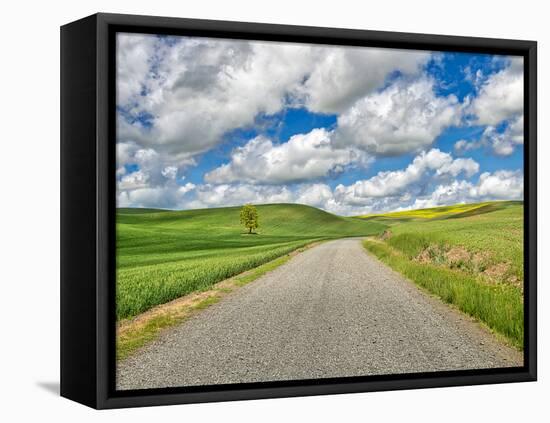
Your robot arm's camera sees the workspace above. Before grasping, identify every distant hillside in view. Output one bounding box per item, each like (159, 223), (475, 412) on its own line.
(118, 203), (387, 238)
(116, 203), (385, 320)
(356, 201), (523, 225)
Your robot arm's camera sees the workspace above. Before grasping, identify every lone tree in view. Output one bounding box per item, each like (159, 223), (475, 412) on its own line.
(240, 204), (259, 234)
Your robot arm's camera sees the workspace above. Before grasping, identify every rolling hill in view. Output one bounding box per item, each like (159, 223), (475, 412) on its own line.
(357, 200), (522, 224)
(117, 203), (386, 320)
(358, 200), (524, 282)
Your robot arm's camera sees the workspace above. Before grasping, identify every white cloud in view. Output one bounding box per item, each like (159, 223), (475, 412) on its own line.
(187, 184), (294, 209)
(300, 47), (429, 114)
(474, 170), (524, 198)
(334, 77), (461, 155)
(116, 141), (140, 166)
(486, 115), (524, 156)
(436, 157), (480, 177)
(117, 34), (432, 164)
(116, 34), (157, 109)
(469, 57), (523, 126)
(410, 180), (474, 210)
(459, 57), (524, 156)
(334, 149), (478, 203)
(118, 170), (149, 191)
(454, 138), (484, 153)
(117, 165), (522, 215)
(161, 166), (178, 180)
(115, 36), (524, 215)
(295, 183), (334, 208)
(117, 183), (196, 209)
(300, 166), (521, 215)
(463, 66), (485, 89)
(333, 167), (522, 215)
(116, 142), (195, 189)
(175, 148), (487, 215)
(410, 170), (523, 210)
(178, 182), (197, 195)
(508, 114), (524, 144)
(454, 115), (523, 156)
(117, 35), (313, 160)
(180, 181), (365, 215)
(204, 128), (369, 184)
(116, 140), (197, 209)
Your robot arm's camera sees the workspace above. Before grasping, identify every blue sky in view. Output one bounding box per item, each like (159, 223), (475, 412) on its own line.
(115, 33), (524, 215)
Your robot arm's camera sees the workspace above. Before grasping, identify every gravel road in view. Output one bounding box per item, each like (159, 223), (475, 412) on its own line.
(117, 238), (522, 390)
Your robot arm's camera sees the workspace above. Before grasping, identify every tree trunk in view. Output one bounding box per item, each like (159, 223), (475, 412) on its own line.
(249, 227), (252, 234)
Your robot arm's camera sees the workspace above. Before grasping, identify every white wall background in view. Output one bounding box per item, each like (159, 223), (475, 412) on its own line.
(0, 0), (546, 420)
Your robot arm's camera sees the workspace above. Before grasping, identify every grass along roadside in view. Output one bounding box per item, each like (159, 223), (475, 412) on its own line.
(117, 243), (319, 360)
(381, 202), (524, 284)
(362, 239), (524, 349)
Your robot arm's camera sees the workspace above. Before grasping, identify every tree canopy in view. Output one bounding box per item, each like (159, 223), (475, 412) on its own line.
(240, 204), (259, 234)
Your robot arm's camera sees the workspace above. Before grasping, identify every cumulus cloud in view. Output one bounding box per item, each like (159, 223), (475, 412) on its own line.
(161, 166), (178, 180)
(117, 35), (313, 160)
(115, 35), (524, 214)
(454, 115), (523, 156)
(116, 140), (197, 209)
(117, 34), (431, 163)
(475, 170), (524, 198)
(186, 184), (294, 209)
(409, 180), (475, 210)
(204, 128), (369, 184)
(116, 34), (157, 109)
(486, 115), (524, 156)
(332, 167), (521, 215)
(118, 169), (150, 191)
(117, 182), (196, 209)
(333, 77), (461, 155)
(182, 163), (516, 215)
(410, 170), (523, 209)
(334, 149), (478, 203)
(116, 142), (195, 190)
(460, 56), (524, 155)
(436, 157), (480, 177)
(299, 47), (430, 114)
(454, 138), (484, 154)
(295, 183), (335, 209)
(469, 57), (523, 126)
(463, 66), (485, 89)
(118, 166), (522, 216)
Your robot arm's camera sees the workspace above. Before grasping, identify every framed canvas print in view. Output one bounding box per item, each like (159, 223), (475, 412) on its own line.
(60, 13), (537, 409)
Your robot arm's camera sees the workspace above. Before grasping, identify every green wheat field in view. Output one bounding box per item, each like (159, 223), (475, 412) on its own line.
(117, 200), (524, 348)
(116, 204), (385, 320)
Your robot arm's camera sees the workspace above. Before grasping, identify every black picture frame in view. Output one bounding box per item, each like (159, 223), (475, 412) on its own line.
(60, 12), (537, 409)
